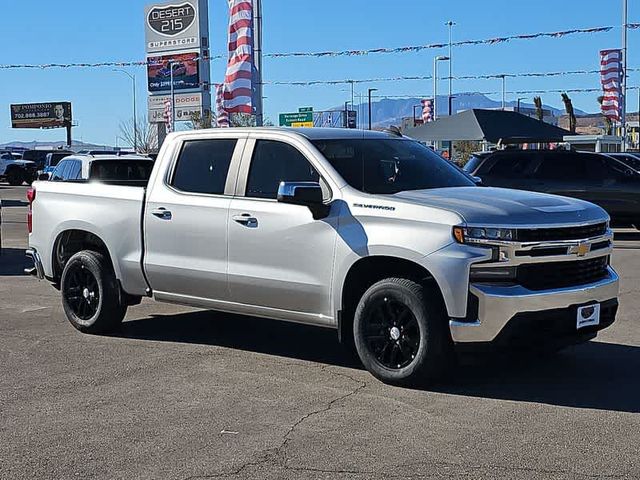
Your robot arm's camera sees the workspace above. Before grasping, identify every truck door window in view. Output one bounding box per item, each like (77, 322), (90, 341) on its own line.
(534, 153), (585, 180)
(171, 139), (237, 195)
(485, 155), (531, 178)
(246, 140), (319, 199)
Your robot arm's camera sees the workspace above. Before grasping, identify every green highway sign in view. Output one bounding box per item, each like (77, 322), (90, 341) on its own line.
(279, 111), (313, 126)
(298, 107), (313, 113)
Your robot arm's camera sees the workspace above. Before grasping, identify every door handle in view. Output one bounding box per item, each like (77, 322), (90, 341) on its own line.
(232, 213), (258, 227)
(151, 207), (172, 220)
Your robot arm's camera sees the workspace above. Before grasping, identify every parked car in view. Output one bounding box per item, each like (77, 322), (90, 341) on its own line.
(0, 152), (37, 185)
(605, 153), (640, 174)
(42, 151), (74, 176)
(76, 150), (121, 156)
(44, 154), (153, 183)
(21, 149), (64, 171)
(26, 128), (619, 386)
(464, 149), (640, 228)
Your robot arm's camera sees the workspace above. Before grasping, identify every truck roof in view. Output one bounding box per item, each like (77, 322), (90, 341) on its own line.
(169, 127), (405, 141)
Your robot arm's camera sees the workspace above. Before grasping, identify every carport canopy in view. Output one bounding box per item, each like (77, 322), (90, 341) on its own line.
(404, 109), (571, 144)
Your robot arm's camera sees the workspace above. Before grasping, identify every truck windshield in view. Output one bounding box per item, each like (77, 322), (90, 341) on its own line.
(312, 138), (475, 194)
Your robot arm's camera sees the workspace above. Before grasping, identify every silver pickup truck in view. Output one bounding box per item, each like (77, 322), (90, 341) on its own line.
(27, 128), (619, 385)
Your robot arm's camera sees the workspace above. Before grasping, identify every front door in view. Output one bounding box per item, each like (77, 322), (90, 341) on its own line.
(227, 138), (339, 318)
(144, 137), (243, 301)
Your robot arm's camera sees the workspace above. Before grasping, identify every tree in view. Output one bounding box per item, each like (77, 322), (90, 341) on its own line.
(453, 140), (481, 166)
(119, 115), (158, 154)
(229, 113), (274, 127)
(561, 93), (576, 134)
(187, 110), (214, 130)
(597, 96), (613, 135)
(533, 96), (544, 121)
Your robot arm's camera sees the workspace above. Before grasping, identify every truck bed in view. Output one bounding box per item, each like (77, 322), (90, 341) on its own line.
(28, 181), (149, 295)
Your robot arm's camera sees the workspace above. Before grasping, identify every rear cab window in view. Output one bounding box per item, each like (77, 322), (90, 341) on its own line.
(170, 139), (237, 195)
(90, 160), (153, 181)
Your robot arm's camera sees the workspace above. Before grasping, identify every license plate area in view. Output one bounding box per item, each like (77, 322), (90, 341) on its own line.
(577, 303), (600, 329)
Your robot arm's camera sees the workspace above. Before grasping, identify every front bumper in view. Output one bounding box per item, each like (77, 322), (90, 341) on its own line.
(450, 266), (619, 343)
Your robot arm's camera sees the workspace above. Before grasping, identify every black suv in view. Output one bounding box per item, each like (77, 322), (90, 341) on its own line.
(464, 149), (640, 228)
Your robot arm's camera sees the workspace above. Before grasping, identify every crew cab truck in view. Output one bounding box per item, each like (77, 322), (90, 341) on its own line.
(26, 128), (620, 385)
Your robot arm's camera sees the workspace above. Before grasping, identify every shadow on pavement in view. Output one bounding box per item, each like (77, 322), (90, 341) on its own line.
(0, 200), (28, 207)
(434, 341), (640, 413)
(120, 310), (639, 412)
(0, 248), (29, 276)
(119, 310), (361, 369)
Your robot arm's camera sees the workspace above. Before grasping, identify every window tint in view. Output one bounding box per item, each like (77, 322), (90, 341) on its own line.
(67, 160), (82, 180)
(312, 139), (474, 194)
(484, 155), (532, 178)
(90, 160), (153, 180)
(534, 153), (585, 180)
(171, 139), (237, 194)
(51, 160), (70, 181)
(246, 140), (319, 199)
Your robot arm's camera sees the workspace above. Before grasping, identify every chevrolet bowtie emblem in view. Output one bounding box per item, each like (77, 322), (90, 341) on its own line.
(572, 243), (590, 257)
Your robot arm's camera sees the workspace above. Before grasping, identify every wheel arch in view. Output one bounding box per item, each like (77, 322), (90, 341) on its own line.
(51, 228), (119, 283)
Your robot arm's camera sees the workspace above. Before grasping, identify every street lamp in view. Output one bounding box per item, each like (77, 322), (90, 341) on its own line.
(113, 69), (137, 152)
(433, 56), (450, 121)
(516, 97), (526, 113)
(498, 74), (506, 110)
(445, 21), (456, 117)
(368, 88), (378, 130)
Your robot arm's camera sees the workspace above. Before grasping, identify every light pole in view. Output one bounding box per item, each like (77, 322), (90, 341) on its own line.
(433, 56), (450, 121)
(516, 97), (526, 113)
(169, 60), (176, 132)
(113, 69), (137, 152)
(498, 75), (506, 110)
(445, 21), (456, 117)
(622, 0), (628, 150)
(413, 104), (422, 127)
(368, 88), (378, 130)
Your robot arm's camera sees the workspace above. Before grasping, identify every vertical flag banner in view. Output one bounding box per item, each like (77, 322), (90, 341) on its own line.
(163, 99), (173, 133)
(215, 83), (230, 127)
(223, 0), (254, 115)
(600, 49), (623, 121)
(421, 99), (434, 123)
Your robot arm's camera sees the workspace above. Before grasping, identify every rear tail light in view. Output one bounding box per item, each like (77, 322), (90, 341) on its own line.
(27, 187), (35, 233)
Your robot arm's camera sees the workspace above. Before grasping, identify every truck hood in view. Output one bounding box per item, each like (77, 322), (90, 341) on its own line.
(393, 187), (608, 227)
(10, 160), (36, 167)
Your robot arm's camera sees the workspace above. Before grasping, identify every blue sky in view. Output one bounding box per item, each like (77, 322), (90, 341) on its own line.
(0, 0), (637, 145)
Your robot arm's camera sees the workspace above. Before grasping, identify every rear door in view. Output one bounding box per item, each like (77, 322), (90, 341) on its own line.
(144, 135), (246, 301)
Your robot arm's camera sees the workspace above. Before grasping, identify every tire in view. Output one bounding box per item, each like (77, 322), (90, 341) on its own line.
(353, 278), (453, 386)
(61, 250), (127, 334)
(7, 169), (23, 186)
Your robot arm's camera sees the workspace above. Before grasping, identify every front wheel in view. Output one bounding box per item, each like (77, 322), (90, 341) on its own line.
(353, 278), (453, 386)
(7, 169), (23, 186)
(61, 250), (127, 334)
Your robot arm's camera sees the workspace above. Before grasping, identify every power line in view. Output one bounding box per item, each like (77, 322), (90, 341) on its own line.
(367, 86), (640, 99)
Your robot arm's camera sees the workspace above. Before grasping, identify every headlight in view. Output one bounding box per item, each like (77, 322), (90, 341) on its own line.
(453, 226), (515, 244)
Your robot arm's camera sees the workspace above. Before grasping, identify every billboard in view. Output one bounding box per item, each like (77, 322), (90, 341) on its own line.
(144, 1), (201, 54)
(147, 51), (200, 93)
(148, 92), (203, 123)
(10, 102), (72, 129)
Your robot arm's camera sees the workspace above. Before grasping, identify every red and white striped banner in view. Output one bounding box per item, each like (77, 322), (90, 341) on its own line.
(600, 49), (622, 121)
(222, 0), (254, 116)
(215, 83), (229, 127)
(421, 98), (433, 123)
(163, 99), (173, 133)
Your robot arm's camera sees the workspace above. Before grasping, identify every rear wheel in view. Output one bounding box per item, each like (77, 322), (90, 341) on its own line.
(7, 169), (23, 186)
(61, 250), (127, 334)
(353, 278), (453, 386)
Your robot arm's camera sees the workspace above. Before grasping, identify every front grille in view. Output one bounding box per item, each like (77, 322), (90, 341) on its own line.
(517, 256), (609, 290)
(516, 222), (608, 242)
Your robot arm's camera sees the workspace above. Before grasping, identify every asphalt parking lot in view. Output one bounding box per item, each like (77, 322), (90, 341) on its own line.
(1, 184), (639, 480)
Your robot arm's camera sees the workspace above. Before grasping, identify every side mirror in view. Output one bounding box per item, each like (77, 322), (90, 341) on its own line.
(277, 181), (329, 219)
(471, 175), (484, 186)
(38, 173), (50, 181)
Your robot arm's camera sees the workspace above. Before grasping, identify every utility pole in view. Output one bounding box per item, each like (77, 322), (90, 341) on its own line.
(499, 75), (506, 110)
(446, 21), (456, 117)
(516, 97), (526, 113)
(368, 88), (377, 130)
(113, 69), (137, 152)
(253, 0), (264, 126)
(621, 0), (628, 151)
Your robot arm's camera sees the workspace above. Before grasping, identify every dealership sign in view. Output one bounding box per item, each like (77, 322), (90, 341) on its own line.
(10, 102), (72, 129)
(148, 92), (203, 123)
(147, 51), (200, 93)
(145, 0), (201, 53)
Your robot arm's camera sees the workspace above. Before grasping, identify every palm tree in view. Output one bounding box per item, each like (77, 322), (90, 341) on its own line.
(561, 93), (576, 134)
(597, 96), (613, 135)
(533, 96), (544, 121)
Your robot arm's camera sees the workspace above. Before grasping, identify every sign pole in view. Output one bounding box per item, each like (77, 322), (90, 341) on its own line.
(621, 0), (628, 151)
(253, 0), (263, 126)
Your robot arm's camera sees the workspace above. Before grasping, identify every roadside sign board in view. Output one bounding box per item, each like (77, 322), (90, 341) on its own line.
(291, 121), (314, 128)
(279, 112), (313, 126)
(145, 1), (201, 54)
(298, 107), (313, 113)
(10, 102), (72, 129)
(148, 92), (203, 123)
